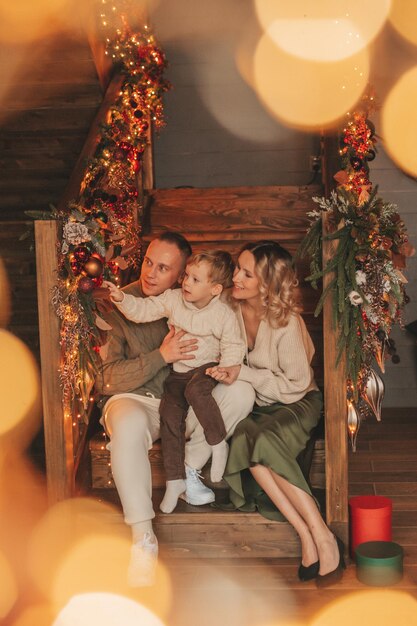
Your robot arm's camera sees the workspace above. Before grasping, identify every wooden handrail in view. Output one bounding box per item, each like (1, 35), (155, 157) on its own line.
(57, 72), (125, 211)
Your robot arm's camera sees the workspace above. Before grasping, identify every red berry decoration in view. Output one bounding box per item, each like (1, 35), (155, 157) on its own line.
(73, 245), (91, 263)
(350, 157), (363, 171)
(91, 275), (104, 288)
(78, 276), (94, 294)
(70, 261), (82, 276)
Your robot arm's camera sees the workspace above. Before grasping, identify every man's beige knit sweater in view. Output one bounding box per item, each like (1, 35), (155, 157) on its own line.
(94, 282), (170, 402)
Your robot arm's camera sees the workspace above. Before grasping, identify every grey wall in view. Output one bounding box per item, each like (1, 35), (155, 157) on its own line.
(151, 3), (416, 407)
(150, 0), (320, 188)
(369, 27), (417, 408)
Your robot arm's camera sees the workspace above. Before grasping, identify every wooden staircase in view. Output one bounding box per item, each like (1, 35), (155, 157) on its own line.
(0, 29), (102, 358)
(86, 184), (327, 558)
(90, 433), (325, 558)
(12, 22), (348, 556)
(0, 31), (101, 220)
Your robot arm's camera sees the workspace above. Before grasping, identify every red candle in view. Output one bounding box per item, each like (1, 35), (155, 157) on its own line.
(349, 495), (392, 559)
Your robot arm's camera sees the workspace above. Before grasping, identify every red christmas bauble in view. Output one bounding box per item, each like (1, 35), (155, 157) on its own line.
(91, 275), (103, 287)
(84, 257), (104, 278)
(70, 261), (82, 276)
(73, 245), (91, 263)
(78, 276), (94, 294)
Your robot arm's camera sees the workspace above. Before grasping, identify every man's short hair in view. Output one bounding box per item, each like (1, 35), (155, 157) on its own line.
(156, 231), (192, 264)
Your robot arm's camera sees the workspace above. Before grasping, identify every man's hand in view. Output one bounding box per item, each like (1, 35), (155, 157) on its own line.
(102, 280), (124, 303)
(206, 364), (241, 385)
(160, 326), (198, 364)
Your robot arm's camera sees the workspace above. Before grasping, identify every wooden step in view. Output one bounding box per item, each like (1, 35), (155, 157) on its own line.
(89, 431), (325, 491)
(93, 486), (303, 559)
(89, 406), (324, 560)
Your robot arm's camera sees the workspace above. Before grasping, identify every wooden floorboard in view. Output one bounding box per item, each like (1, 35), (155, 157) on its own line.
(7, 405), (415, 625)
(158, 406), (417, 623)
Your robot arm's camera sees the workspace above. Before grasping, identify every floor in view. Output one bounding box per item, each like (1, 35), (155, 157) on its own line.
(2, 408), (417, 625)
(164, 407), (417, 625)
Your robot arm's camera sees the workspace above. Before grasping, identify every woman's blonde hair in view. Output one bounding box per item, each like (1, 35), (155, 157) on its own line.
(239, 241), (301, 327)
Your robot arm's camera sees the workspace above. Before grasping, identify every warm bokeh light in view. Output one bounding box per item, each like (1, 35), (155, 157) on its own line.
(0, 549), (18, 620)
(10, 604), (55, 626)
(0, 329), (41, 438)
(0, 258), (11, 327)
(311, 590), (417, 625)
(27, 498), (126, 599)
(381, 65), (417, 177)
(52, 533), (136, 604)
(27, 497), (172, 617)
(256, 617), (307, 626)
(196, 42), (295, 143)
(0, 0), (72, 43)
(389, 0), (417, 47)
(254, 0), (391, 61)
(53, 593), (165, 626)
(0, 452), (47, 602)
(253, 33), (369, 130)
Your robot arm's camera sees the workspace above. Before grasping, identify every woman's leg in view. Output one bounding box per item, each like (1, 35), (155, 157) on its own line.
(269, 471), (339, 575)
(250, 465), (339, 575)
(249, 465), (318, 567)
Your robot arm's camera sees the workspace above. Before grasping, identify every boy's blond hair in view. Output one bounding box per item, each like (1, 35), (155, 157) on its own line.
(187, 250), (235, 289)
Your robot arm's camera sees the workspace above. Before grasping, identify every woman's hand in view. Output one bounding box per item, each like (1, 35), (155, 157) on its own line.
(160, 326), (198, 364)
(206, 364), (241, 385)
(102, 280), (124, 303)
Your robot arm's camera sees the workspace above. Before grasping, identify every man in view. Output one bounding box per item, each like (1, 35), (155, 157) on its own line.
(94, 232), (255, 586)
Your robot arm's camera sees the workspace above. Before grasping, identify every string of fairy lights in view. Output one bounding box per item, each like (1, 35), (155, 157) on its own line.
(52, 1), (170, 424)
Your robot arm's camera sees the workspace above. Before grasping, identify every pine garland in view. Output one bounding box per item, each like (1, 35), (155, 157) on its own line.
(30, 6), (171, 421)
(298, 105), (412, 399)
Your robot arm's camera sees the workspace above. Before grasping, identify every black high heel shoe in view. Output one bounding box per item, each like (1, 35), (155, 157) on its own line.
(316, 536), (346, 588)
(298, 559), (320, 582)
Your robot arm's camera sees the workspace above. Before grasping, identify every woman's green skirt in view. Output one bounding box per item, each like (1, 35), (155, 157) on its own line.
(223, 389), (323, 521)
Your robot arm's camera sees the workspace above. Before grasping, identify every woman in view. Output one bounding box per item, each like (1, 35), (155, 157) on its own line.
(207, 241), (345, 587)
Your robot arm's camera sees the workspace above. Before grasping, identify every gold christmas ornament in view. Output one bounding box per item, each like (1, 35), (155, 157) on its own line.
(84, 257), (104, 278)
(347, 399), (361, 452)
(375, 341), (386, 373)
(363, 368), (385, 422)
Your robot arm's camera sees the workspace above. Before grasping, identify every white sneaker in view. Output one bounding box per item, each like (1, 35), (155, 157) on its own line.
(179, 466), (215, 505)
(127, 531), (158, 587)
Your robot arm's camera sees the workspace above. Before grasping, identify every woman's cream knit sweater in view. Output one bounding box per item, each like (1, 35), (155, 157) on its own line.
(237, 309), (318, 406)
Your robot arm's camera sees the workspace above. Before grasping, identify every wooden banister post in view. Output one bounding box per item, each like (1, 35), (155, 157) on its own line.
(321, 128), (349, 542)
(35, 220), (74, 502)
(322, 213), (348, 541)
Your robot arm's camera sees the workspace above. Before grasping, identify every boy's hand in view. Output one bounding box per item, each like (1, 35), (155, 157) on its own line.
(206, 364), (241, 385)
(102, 280), (124, 303)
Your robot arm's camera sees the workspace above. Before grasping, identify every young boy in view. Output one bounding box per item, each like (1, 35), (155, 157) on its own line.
(104, 250), (245, 513)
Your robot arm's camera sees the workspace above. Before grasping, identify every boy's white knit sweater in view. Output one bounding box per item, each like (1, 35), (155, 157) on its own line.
(114, 289), (245, 372)
(236, 308), (319, 406)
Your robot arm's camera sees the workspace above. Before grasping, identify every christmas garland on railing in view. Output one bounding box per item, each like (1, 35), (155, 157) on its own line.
(32, 8), (170, 420)
(298, 93), (414, 448)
